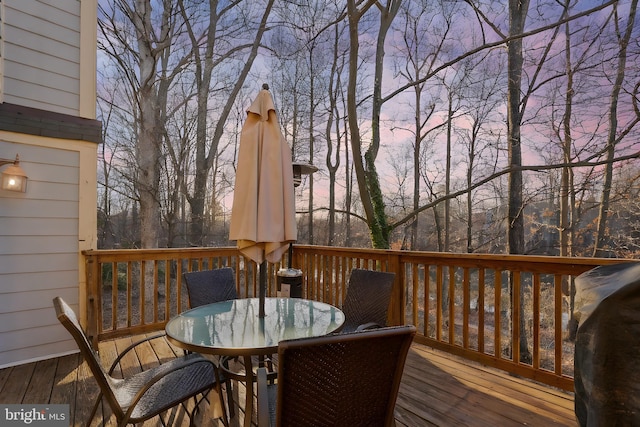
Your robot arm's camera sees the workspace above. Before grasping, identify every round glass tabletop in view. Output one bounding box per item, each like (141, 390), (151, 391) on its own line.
(165, 297), (345, 356)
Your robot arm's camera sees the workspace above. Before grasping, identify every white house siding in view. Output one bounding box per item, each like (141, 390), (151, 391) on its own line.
(2, 0), (81, 116)
(0, 134), (96, 368)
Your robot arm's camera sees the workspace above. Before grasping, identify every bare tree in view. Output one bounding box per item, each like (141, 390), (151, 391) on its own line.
(180, 0), (276, 246)
(325, 18), (350, 246)
(347, 0), (402, 249)
(548, 0), (609, 337)
(394, 0), (450, 250)
(458, 58), (505, 253)
(593, 0), (639, 257)
(99, 0), (192, 249)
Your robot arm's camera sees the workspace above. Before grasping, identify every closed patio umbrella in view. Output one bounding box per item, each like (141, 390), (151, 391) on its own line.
(229, 84), (296, 317)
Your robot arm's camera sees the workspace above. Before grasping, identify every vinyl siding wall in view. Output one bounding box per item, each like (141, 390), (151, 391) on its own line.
(2, 0), (81, 116)
(0, 134), (97, 368)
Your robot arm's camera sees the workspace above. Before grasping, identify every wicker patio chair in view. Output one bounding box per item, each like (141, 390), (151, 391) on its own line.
(340, 268), (396, 332)
(257, 325), (416, 427)
(183, 267), (241, 416)
(53, 297), (227, 427)
(183, 267), (238, 308)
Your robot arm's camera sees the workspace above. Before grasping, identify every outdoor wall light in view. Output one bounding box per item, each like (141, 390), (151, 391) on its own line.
(0, 154), (28, 193)
(292, 162), (318, 188)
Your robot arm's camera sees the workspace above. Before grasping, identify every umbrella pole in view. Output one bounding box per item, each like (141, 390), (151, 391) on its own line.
(259, 260), (266, 317)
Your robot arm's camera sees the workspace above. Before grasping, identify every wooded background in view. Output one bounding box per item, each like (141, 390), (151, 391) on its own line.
(96, 0), (639, 259)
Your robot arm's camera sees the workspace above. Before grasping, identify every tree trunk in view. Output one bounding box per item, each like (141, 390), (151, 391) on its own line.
(560, 2), (578, 341)
(445, 92), (453, 252)
(185, 0), (218, 247)
(507, 0), (532, 364)
(308, 51), (316, 245)
(346, 0), (377, 246)
(134, 0), (162, 250)
(326, 24), (343, 246)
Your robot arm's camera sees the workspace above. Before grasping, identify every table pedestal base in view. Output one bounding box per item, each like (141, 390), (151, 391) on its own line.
(220, 355), (277, 427)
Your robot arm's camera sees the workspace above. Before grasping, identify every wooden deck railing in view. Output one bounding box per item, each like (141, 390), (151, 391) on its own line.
(83, 245), (631, 392)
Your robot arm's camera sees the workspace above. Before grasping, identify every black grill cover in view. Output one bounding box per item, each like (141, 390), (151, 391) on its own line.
(574, 262), (640, 426)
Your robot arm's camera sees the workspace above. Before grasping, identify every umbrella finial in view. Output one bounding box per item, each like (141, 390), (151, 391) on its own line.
(262, 83), (269, 90)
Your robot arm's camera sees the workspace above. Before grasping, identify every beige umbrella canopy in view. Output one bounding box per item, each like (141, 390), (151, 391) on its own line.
(229, 84), (296, 315)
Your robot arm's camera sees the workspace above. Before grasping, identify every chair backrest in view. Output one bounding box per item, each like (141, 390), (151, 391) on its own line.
(183, 267), (238, 308)
(276, 325), (416, 427)
(341, 269), (396, 332)
(52, 297), (124, 419)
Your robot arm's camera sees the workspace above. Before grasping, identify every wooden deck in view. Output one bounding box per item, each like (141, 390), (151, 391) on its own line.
(0, 335), (577, 426)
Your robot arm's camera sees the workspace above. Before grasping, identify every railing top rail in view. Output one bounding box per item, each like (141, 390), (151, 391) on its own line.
(294, 244), (635, 267)
(83, 247), (241, 261)
(84, 245), (636, 272)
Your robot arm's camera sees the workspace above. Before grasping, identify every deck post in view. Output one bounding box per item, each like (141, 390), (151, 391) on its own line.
(388, 252), (405, 326)
(84, 251), (100, 349)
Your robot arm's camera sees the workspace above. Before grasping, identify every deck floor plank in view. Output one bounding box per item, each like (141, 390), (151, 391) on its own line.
(76, 358), (101, 426)
(0, 336), (577, 426)
(50, 354), (81, 426)
(96, 338), (118, 427)
(0, 362), (35, 404)
(0, 365), (11, 396)
(23, 357), (58, 403)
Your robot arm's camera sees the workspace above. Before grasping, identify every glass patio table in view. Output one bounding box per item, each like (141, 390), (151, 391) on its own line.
(165, 297), (345, 426)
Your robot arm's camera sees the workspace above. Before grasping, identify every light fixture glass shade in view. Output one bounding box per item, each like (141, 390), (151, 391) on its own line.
(1, 163), (28, 192)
